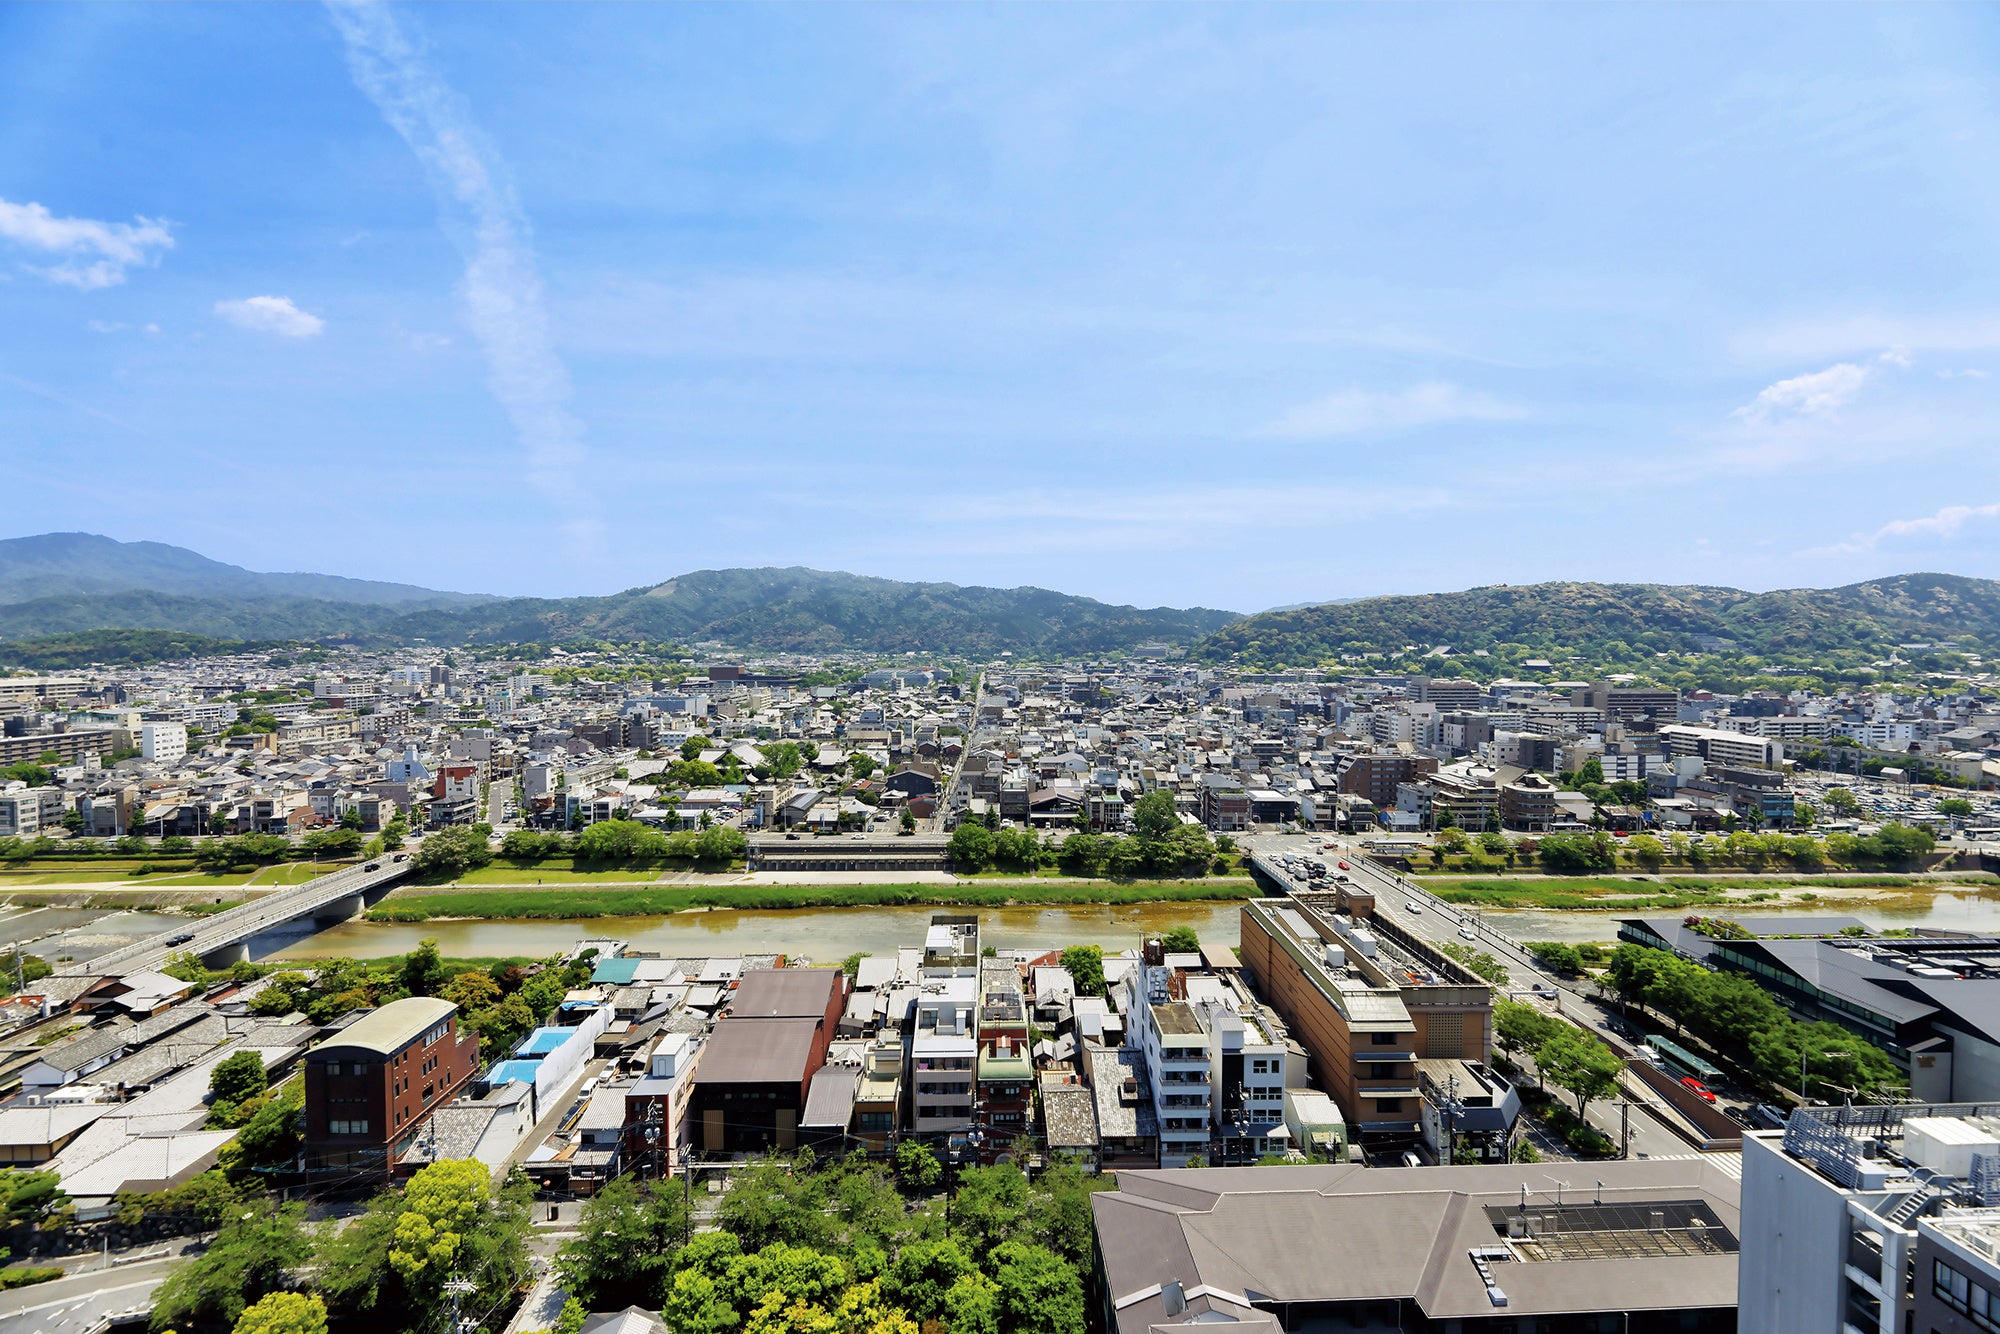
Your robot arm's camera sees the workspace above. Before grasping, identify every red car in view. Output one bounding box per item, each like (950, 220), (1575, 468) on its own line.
(1337, 861), (1350, 871)
(1680, 1077), (1717, 1103)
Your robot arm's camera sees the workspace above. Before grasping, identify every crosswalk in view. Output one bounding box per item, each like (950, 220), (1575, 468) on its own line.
(1646, 1151), (1743, 1180)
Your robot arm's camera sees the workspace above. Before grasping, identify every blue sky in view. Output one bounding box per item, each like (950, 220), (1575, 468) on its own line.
(7, 3), (2000, 612)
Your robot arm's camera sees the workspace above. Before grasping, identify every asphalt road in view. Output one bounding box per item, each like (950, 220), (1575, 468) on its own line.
(1242, 832), (1701, 1160)
(0, 1255), (180, 1334)
(64, 857), (412, 977)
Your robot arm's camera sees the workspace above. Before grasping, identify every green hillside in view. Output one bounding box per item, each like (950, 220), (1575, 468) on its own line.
(1196, 573), (2000, 667)
(0, 548), (1237, 657)
(0, 533), (490, 608)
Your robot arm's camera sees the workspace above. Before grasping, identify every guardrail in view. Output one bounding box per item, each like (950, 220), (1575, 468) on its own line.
(59, 858), (411, 976)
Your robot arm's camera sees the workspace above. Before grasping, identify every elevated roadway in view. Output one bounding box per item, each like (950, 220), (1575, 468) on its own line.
(60, 857), (412, 977)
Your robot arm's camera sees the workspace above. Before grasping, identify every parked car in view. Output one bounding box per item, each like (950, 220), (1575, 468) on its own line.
(1680, 1077), (1717, 1103)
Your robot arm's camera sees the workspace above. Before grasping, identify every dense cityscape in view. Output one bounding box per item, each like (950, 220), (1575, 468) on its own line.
(2, 622), (2000, 1332)
(14, 3), (2000, 1331)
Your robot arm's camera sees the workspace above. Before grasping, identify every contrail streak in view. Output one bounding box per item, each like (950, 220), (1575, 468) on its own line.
(326, 1), (604, 559)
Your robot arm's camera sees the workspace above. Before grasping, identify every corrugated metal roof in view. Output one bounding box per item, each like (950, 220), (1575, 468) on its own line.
(320, 997), (456, 1057)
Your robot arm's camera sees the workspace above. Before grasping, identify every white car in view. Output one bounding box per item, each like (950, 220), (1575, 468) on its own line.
(1405, 901), (1422, 914)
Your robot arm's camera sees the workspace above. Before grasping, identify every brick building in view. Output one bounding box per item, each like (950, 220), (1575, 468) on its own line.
(304, 996), (481, 1180)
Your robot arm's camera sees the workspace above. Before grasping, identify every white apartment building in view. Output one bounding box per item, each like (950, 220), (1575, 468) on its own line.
(910, 976), (976, 1136)
(1741, 1106), (2000, 1334)
(0, 787), (62, 838)
(1844, 720), (1921, 750)
(1126, 956), (1292, 1166)
(140, 722), (187, 764)
(1719, 714), (1833, 741)
(1658, 723), (1783, 771)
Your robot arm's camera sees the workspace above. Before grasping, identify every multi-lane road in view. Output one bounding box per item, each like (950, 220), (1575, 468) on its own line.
(64, 857), (412, 978)
(1242, 833), (1703, 1160)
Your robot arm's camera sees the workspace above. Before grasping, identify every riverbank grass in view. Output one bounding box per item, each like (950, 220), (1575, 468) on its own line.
(367, 877), (1260, 921)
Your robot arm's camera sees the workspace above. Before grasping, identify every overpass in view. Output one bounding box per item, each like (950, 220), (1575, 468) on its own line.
(62, 857), (414, 977)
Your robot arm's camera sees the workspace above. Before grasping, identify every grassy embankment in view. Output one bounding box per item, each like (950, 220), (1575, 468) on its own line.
(1421, 872), (1998, 911)
(367, 877), (1260, 922)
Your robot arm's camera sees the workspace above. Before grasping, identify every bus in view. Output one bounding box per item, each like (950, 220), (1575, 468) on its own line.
(1645, 1034), (1721, 1083)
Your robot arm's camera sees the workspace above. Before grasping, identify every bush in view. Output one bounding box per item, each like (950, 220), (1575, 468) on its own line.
(0, 1267), (60, 1291)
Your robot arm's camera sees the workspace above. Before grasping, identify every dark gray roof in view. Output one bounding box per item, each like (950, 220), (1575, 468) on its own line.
(801, 1065), (858, 1129)
(730, 969), (842, 1020)
(691, 1018), (820, 1086)
(1094, 1161), (1740, 1334)
(1042, 1085), (1098, 1149)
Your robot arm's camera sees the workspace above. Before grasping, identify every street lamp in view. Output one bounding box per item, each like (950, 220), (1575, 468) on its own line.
(1801, 1048), (1843, 1105)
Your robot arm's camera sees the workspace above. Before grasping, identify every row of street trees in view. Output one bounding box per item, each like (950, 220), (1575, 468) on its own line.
(947, 790), (1224, 876)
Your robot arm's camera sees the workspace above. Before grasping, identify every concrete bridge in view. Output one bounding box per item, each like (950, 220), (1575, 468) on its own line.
(62, 857), (414, 977)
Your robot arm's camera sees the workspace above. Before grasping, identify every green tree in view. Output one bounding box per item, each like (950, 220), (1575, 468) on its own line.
(1941, 797), (1975, 819)
(318, 1161), (532, 1333)
(848, 753), (878, 779)
(223, 1086), (303, 1177)
(399, 938), (450, 997)
(898, 806), (917, 834)
(695, 823), (747, 864)
(555, 1175), (691, 1310)
(1535, 1027), (1624, 1122)
(948, 822), (996, 872)
(882, 1237), (981, 1326)
(893, 1140), (941, 1193)
(208, 1050), (266, 1120)
(230, 1292), (327, 1334)
(1130, 789), (1180, 842)
(1626, 833), (1665, 872)
(1493, 1000), (1562, 1071)
(988, 1240), (1085, 1334)
(948, 1164), (1034, 1257)
(410, 825), (493, 878)
(151, 1203), (312, 1334)
(680, 735), (708, 761)
(1526, 941), (1585, 975)
(1161, 926), (1200, 954)
(1824, 787), (1860, 816)
(1059, 944), (1105, 998)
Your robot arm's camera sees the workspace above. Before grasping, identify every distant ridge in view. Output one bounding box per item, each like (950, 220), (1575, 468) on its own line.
(0, 533), (491, 609)
(0, 535), (1238, 657)
(1196, 573), (2000, 665)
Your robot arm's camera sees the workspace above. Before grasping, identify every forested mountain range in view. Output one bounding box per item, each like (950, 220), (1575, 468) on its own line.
(8, 533), (2000, 668)
(1195, 573), (2000, 666)
(0, 537), (1237, 657)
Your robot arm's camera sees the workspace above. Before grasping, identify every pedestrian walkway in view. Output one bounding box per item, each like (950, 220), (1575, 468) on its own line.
(1647, 1151), (1743, 1180)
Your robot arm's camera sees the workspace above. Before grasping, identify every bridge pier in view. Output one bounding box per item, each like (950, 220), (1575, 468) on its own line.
(200, 940), (250, 969)
(314, 894), (365, 924)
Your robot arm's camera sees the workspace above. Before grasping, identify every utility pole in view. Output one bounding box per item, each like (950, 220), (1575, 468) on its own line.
(443, 1275), (476, 1334)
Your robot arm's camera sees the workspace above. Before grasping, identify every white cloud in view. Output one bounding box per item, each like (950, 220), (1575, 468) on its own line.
(1733, 361), (1871, 423)
(0, 197), (173, 289)
(1262, 382), (1526, 440)
(327, 0), (601, 560)
(86, 320), (124, 334)
(214, 295), (326, 339)
(1806, 502), (2000, 557)
(1939, 368), (1989, 380)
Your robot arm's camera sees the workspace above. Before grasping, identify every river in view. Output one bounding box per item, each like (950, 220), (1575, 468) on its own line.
(266, 900), (1252, 963)
(1480, 884), (2000, 944)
